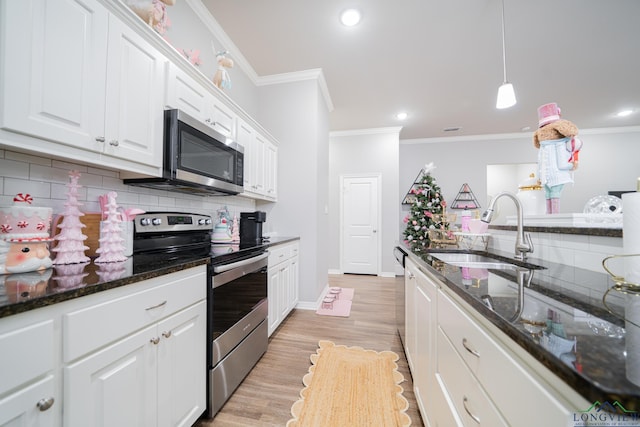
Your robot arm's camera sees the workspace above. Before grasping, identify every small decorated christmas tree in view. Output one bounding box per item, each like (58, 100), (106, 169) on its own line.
(403, 163), (449, 252)
(95, 192), (127, 263)
(52, 170), (90, 265)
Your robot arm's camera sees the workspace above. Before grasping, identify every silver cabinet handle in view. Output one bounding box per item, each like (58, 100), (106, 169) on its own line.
(95, 136), (105, 142)
(150, 337), (160, 345)
(37, 397), (55, 411)
(463, 396), (481, 423)
(407, 272), (415, 279)
(108, 139), (119, 146)
(145, 300), (167, 311)
(162, 331), (172, 338)
(462, 338), (480, 357)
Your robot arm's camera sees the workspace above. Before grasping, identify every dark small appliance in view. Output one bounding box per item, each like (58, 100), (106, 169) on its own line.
(240, 211), (267, 244)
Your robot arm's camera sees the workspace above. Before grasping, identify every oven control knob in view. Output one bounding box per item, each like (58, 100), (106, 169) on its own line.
(140, 218), (151, 226)
(152, 218), (162, 226)
(206, 219), (212, 225)
(198, 218), (211, 225)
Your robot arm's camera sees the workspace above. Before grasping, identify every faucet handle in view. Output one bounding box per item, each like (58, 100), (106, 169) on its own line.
(524, 232), (534, 254)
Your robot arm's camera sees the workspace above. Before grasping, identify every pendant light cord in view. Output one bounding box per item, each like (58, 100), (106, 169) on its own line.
(501, 0), (508, 83)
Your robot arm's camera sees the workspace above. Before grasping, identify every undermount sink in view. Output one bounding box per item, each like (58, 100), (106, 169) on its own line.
(429, 252), (544, 270)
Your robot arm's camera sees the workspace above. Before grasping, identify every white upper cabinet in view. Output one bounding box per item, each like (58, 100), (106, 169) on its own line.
(0, 0), (166, 175)
(0, 0), (108, 152)
(165, 63), (210, 121)
(103, 17), (165, 167)
(237, 118), (278, 201)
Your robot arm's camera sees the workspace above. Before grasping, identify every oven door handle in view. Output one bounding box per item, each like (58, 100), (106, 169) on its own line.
(213, 252), (269, 274)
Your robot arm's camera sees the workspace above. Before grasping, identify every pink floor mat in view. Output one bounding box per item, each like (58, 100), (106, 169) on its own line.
(315, 288), (354, 317)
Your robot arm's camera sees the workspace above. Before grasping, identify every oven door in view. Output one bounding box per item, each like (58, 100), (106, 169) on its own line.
(209, 252), (268, 367)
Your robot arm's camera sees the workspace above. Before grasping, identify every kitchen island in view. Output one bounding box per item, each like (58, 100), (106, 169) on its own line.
(399, 240), (640, 426)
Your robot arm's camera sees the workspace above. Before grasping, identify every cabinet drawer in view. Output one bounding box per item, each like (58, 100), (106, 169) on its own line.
(439, 289), (572, 426)
(0, 320), (54, 395)
(437, 327), (508, 426)
(63, 267), (206, 362)
(268, 244), (291, 266)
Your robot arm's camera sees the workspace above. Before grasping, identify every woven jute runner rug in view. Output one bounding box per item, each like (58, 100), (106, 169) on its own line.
(287, 340), (411, 427)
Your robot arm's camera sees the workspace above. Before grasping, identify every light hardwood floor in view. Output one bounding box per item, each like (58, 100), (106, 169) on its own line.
(195, 273), (424, 427)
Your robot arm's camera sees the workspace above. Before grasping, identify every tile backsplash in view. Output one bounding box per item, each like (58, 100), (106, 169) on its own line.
(0, 148), (255, 222)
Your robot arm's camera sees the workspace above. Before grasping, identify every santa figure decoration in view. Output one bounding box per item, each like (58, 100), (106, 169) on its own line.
(0, 194), (53, 274)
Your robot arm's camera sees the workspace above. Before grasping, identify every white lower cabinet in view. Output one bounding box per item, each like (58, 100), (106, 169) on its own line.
(404, 258), (437, 427)
(267, 241), (299, 336)
(405, 256), (590, 427)
(0, 265), (207, 427)
(65, 300), (206, 427)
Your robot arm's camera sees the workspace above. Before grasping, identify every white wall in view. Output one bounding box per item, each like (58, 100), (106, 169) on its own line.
(255, 79), (330, 305)
(329, 129), (401, 276)
(400, 127), (640, 233)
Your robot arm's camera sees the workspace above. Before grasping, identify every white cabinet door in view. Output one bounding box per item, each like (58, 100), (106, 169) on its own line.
(404, 260), (417, 372)
(288, 254), (299, 312)
(413, 269), (437, 426)
(236, 120), (256, 191)
(0, 0), (107, 152)
(252, 134), (266, 195)
(0, 375), (57, 427)
(165, 63), (210, 121)
(103, 17), (165, 168)
(279, 263), (291, 320)
(264, 140), (278, 199)
(157, 301), (207, 427)
(267, 267), (281, 336)
(208, 100), (235, 137)
(64, 324), (157, 427)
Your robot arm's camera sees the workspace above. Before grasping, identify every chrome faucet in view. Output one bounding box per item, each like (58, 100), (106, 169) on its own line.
(481, 191), (533, 260)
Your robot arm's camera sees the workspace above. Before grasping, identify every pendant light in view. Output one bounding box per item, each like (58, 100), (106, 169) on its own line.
(496, 0), (516, 109)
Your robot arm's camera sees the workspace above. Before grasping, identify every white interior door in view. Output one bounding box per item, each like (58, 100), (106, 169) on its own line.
(341, 175), (380, 275)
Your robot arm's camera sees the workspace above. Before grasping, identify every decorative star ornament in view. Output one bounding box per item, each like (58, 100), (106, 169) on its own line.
(424, 162), (436, 174)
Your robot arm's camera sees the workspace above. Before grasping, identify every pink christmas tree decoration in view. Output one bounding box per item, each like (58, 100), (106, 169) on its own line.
(94, 192), (127, 263)
(96, 260), (128, 282)
(52, 263), (89, 290)
(231, 214), (240, 243)
(52, 171), (90, 265)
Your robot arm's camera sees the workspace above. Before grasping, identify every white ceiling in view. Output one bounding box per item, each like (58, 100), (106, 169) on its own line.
(202, 0), (640, 140)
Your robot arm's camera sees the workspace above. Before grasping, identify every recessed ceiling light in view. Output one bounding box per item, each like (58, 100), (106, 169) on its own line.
(396, 112), (408, 120)
(617, 109), (634, 117)
(340, 9), (361, 27)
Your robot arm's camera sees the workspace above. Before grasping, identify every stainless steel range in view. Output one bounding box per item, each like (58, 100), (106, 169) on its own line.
(132, 212), (269, 418)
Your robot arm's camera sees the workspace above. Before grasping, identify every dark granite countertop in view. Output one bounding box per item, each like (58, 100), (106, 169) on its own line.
(490, 224), (622, 238)
(0, 236), (300, 320)
(398, 241), (640, 411)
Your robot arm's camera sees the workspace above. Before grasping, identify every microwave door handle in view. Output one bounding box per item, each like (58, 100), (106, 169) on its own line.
(213, 252), (269, 274)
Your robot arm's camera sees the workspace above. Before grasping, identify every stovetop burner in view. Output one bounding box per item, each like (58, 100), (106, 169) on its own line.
(132, 212), (268, 265)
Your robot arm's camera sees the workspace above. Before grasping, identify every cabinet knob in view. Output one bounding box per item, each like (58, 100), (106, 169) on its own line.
(150, 337), (160, 345)
(162, 331), (172, 339)
(95, 136), (105, 143)
(108, 139), (119, 147)
(36, 397), (55, 411)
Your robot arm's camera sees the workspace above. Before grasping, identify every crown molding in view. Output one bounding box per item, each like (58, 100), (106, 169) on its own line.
(186, 0), (334, 113)
(257, 69), (334, 113)
(401, 125), (640, 144)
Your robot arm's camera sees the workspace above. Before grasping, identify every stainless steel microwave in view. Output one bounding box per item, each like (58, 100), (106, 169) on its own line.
(124, 109), (244, 196)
